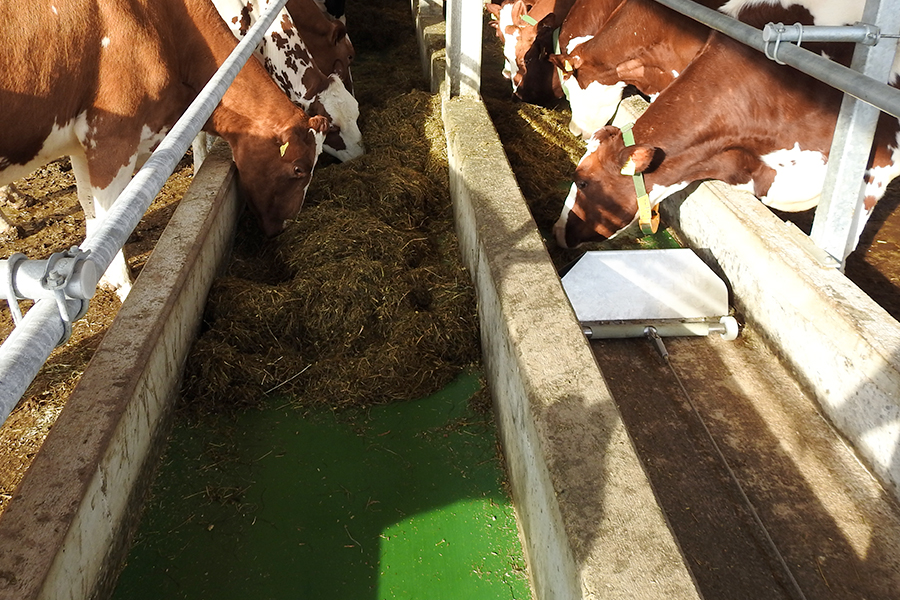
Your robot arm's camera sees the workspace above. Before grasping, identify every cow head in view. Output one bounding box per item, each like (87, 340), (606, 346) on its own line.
(231, 116), (329, 237)
(302, 71), (364, 162)
(489, 0), (540, 91)
(554, 126), (662, 248)
(513, 14), (564, 106)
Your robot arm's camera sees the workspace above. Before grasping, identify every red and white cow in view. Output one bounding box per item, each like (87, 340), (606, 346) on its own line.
(550, 0), (724, 139)
(214, 0), (363, 162)
(487, 0), (626, 106)
(554, 10), (900, 254)
(486, 0), (579, 105)
(287, 0), (355, 94)
(0, 0), (330, 300)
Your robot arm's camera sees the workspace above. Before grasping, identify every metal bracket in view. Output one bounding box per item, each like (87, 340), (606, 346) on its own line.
(40, 247), (92, 345)
(762, 22), (892, 65)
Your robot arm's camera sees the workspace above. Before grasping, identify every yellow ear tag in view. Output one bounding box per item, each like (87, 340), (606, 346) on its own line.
(620, 157), (637, 176)
(564, 59), (573, 73)
(279, 141), (289, 157)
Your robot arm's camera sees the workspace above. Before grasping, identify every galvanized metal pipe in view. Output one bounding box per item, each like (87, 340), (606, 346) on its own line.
(651, 0), (900, 118)
(0, 0), (290, 423)
(762, 23), (882, 47)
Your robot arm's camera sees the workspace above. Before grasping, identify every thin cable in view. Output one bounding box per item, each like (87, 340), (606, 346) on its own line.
(644, 328), (809, 600)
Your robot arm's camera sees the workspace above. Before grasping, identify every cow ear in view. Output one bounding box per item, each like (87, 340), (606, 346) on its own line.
(308, 115), (331, 134)
(331, 20), (348, 44)
(589, 125), (619, 147)
(549, 53), (580, 73)
(511, 0), (530, 23)
(620, 145), (657, 175)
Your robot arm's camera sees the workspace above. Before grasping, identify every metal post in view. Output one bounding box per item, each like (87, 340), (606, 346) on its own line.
(0, 0), (290, 422)
(810, 0), (900, 266)
(445, 0), (483, 97)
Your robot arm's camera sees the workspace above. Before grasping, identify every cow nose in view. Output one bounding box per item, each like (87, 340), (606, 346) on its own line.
(260, 218), (287, 238)
(553, 218), (570, 249)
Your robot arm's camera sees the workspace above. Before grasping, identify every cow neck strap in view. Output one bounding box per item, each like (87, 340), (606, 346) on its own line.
(553, 28), (571, 101)
(620, 123), (659, 235)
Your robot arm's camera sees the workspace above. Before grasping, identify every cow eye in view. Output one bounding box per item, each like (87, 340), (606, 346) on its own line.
(576, 180), (588, 190)
(293, 166), (307, 177)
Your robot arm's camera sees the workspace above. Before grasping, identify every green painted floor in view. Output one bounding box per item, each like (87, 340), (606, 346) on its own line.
(113, 371), (530, 599)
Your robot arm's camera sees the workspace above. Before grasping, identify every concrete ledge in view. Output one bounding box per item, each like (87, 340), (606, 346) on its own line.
(441, 86), (701, 600)
(611, 97), (900, 502)
(664, 182), (900, 500)
(0, 141), (239, 600)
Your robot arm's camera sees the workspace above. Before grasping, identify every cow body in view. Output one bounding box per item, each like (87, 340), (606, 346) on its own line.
(554, 3), (900, 253)
(213, 0), (363, 162)
(0, 0), (329, 300)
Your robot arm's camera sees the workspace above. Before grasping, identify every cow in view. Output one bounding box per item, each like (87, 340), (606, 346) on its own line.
(549, 0), (724, 139)
(213, 0), (364, 162)
(553, 3), (900, 256)
(287, 0), (355, 94)
(0, 0), (330, 301)
(486, 0), (579, 105)
(485, 0), (627, 106)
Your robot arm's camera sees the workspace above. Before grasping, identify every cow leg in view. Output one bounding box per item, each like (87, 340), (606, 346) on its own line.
(70, 154), (135, 303)
(0, 185), (20, 238)
(191, 133), (209, 173)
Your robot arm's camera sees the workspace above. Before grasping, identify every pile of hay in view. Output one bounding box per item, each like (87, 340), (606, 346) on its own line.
(180, 6), (480, 414)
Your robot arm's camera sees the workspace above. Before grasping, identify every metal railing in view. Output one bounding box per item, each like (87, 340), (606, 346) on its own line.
(0, 0), (291, 423)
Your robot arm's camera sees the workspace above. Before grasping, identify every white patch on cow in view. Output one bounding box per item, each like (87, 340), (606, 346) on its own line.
(865, 128), (900, 203)
(553, 183), (578, 247)
(647, 181), (690, 206)
(757, 143), (828, 211)
(719, 0), (864, 26)
(567, 79), (627, 140)
(0, 120), (81, 185)
(314, 75), (364, 161)
(565, 35), (594, 55)
(671, 70), (680, 78)
(101, 37), (110, 48)
(498, 3), (520, 86)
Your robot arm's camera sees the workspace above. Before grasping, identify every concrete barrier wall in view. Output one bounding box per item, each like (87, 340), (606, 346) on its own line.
(0, 141), (240, 600)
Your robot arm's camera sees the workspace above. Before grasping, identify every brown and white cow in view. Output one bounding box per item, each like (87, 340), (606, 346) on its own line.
(213, 0), (363, 162)
(553, 22), (900, 254)
(488, 0), (627, 106)
(287, 0), (355, 94)
(549, 0), (724, 139)
(486, 0), (579, 105)
(0, 0), (330, 300)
